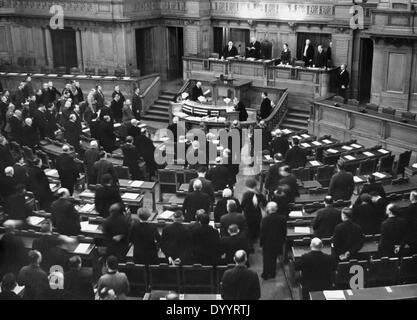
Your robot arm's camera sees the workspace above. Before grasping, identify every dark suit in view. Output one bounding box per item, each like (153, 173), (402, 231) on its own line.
(84, 148), (100, 184)
(314, 51), (328, 68)
(405, 203), (417, 254)
(302, 44), (314, 67)
(206, 165), (232, 191)
(33, 109), (49, 139)
(102, 214), (130, 261)
(312, 206), (342, 239)
(161, 222), (191, 261)
(130, 221), (161, 265)
(188, 177), (215, 204)
(295, 251), (335, 299)
(94, 91), (105, 110)
(64, 268), (95, 300)
(329, 170), (354, 200)
(234, 101), (248, 122)
(63, 121), (81, 153)
(379, 216), (408, 257)
(221, 265), (260, 300)
(222, 46), (238, 58)
(337, 69), (350, 102)
(214, 197), (241, 222)
(260, 97), (272, 119)
(94, 185), (122, 218)
(9, 116), (23, 145)
(56, 153), (79, 195)
(51, 198), (81, 236)
(285, 146), (307, 169)
(278, 174), (300, 203)
(220, 233), (249, 264)
(333, 220), (365, 259)
(191, 224), (220, 265)
(220, 211), (248, 237)
(93, 159), (117, 185)
(246, 41), (261, 59)
(352, 203), (380, 235)
(271, 136), (290, 157)
(121, 143), (141, 180)
(183, 191), (211, 222)
(360, 183), (386, 198)
(132, 93), (142, 119)
(27, 165), (52, 210)
(280, 50), (292, 65)
(191, 86), (204, 101)
(260, 213), (287, 277)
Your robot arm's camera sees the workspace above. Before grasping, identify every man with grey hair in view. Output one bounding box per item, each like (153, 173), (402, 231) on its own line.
(220, 250), (260, 300)
(295, 238), (335, 300)
(50, 188), (80, 236)
(22, 117), (39, 149)
(183, 179), (211, 222)
(260, 202), (287, 280)
(84, 140), (101, 184)
(337, 63), (350, 103)
(17, 250), (49, 300)
(0, 166), (17, 200)
(220, 199), (247, 237)
(191, 81), (203, 101)
(214, 187), (241, 222)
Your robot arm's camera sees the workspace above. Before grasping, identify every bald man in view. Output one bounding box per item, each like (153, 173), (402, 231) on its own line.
(84, 140), (101, 185)
(0, 167), (17, 200)
(55, 145), (80, 195)
(294, 238), (335, 300)
(22, 118), (39, 149)
(220, 250), (260, 300)
(191, 81), (204, 101)
(50, 188), (81, 236)
(260, 202), (287, 280)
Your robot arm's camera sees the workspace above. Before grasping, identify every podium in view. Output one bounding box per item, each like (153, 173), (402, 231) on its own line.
(210, 78), (252, 106)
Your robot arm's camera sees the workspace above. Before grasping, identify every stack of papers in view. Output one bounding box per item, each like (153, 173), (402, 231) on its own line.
(363, 151), (374, 157)
(289, 211), (303, 218)
(312, 141), (322, 146)
(122, 193), (139, 200)
(292, 135), (302, 140)
(130, 181), (144, 188)
(159, 211), (175, 220)
(80, 203), (95, 213)
(27, 216), (45, 226)
(301, 143), (310, 148)
(342, 146), (353, 151)
(294, 227), (310, 234)
(80, 221), (99, 232)
(378, 149), (389, 154)
(345, 155), (356, 161)
(310, 161), (321, 166)
(351, 143), (362, 149)
(282, 129), (292, 135)
(301, 134), (310, 139)
(327, 148), (338, 154)
(74, 243), (91, 254)
(322, 139), (332, 144)
(323, 290), (346, 300)
(373, 172), (386, 179)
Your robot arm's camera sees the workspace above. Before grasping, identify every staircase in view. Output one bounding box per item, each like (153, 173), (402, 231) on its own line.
(280, 107), (310, 131)
(141, 91), (177, 123)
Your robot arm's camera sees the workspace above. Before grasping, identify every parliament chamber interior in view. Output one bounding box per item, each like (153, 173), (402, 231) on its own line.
(1, 0), (417, 302)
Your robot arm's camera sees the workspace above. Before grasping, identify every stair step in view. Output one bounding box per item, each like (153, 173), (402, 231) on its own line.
(152, 104), (170, 111)
(155, 99), (171, 106)
(280, 123), (307, 131)
(286, 111), (309, 119)
(283, 118), (308, 125)
(146, 109), (170, 117)
(142, 115), (169, 123)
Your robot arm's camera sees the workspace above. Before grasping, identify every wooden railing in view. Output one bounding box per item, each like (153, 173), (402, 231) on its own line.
(139, 74), (161, 114)
(264, 89), (289, 131)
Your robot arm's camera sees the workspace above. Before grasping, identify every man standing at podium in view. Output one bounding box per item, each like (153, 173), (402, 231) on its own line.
(246, 37), (261, 59)
(191, 81), (204, 101)
(337, 64), (350, 103)
(233, 97), (248, 122)
(313, 45), (328, 68)
(302, 39), (314, 67)
(222, 41), (238, 59)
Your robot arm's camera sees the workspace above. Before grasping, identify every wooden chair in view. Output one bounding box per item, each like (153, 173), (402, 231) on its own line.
(358, 159), (377, 176)
(54, 66), (66, 75)
(381, 107), (396, 116)
(399, 255), (417, 284)
(158, 169), (178, 202)
(316, 165), (335, 187)
(378, 155), (395, 173)
(98, 68), (109, 76)
(148, 264), (181, 292)
(334, 259), (369, 289)
(118, 263), (148, 296)
(365, 103), (379, 112)
(291, 167), (311, 181)
(114, 68), (125, 78)
(214, 265), (235, 293)
(181, 264), (215, 294)
(85, 67), (96, 76)
(115, 166), (131, 180)
(396, 150), (412, 176)
(366, 257), (400, 287)
(401, 111), (416, 121)
(70, 67), (81, 75)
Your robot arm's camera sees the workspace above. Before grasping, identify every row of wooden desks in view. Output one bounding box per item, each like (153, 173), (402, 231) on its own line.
(77, 189), (144, 208)
(310, 283), (417, 300)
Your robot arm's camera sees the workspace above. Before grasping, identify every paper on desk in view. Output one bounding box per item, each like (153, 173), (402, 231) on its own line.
(159, 210), (175, 220)
(373, 172), (386, 179)
(27, 216), (45, 226)
(294, 227), (310, 234)
(130, 181), (144, 188)
(312, 141), (322, 146)
(293, 135), (302, 140)
(301, 143), (310, 148)
(289, 211), (303, 218)
(81, 221), (99, 232)
(74, 243), (91, 254)
(264, 155), (272, 160)
(354, 176), (363, 183)
(363, 151), (374, 157)
(310, 161), (321, 166)
(351, 144), (362, 148)
(122, 193), (139, 200)
(301, 134), (310, 139)
(412, 163), (417, 169)
(323, 290), (346, 300)
(80, 191), (95, 198)
(80, 203), (95, 213)
(378, 149), (389, 154)
(282, 129), (292, 135)
(322, 139), (332, 144)
(345, 155), (356, 161)
(326, 148), (338, 154)
(342, 146), (353, 151)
